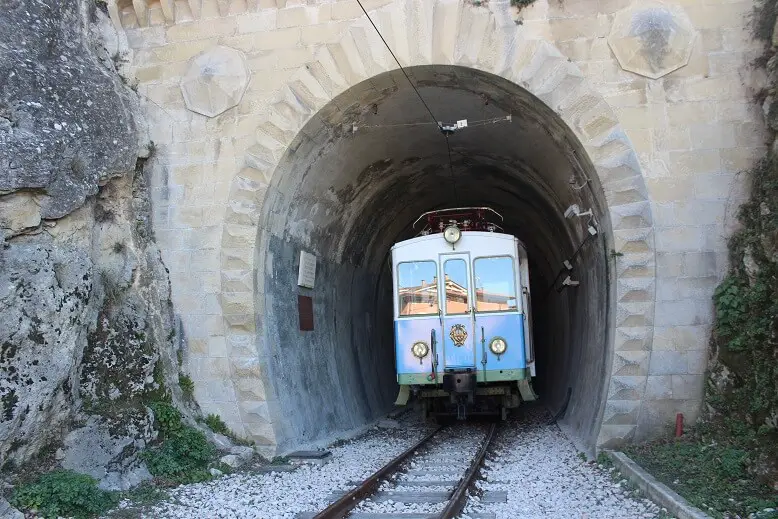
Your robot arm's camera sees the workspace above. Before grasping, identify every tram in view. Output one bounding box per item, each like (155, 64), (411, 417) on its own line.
(391, 208), (537, 419)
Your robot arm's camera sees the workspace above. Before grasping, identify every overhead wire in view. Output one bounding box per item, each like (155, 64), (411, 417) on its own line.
(354, 0), (460, 204)
(355, 0), (440, 129)
(353, 115), (510, 131)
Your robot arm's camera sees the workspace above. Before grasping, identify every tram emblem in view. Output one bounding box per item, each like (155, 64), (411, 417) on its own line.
(449, 324), (468, 347)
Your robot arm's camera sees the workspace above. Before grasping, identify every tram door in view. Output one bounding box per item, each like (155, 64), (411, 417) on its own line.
(439, 253), (476, 369)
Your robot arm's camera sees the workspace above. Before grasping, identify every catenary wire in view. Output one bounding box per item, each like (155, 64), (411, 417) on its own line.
(355, 0), (440, 129)
(355, 0), (460, 203)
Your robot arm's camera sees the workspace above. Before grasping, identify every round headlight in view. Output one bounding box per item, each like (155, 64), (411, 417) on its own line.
(489, 337), (507, 355)
(443, 225), (461, 244)
(411, 341), (430, 359)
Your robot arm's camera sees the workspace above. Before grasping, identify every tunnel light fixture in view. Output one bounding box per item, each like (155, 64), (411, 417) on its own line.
(411, 341), (430, 360)
(564, 204), (593, 219)
(443, 225), (462, 244)
(489, 337), (507, 356)
(569, 174), (591, 191)
(562, 276), (580, 287)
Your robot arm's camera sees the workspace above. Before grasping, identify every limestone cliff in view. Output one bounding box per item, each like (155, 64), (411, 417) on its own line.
(0, 0), (181, 489)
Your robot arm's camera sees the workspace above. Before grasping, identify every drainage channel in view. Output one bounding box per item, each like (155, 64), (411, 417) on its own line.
(297, 422), (502, 519)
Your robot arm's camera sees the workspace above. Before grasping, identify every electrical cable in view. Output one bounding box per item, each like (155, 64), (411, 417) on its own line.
(355, 0), (440, 129)
(355, 0), (460, 204)
(354, 115), (510, 131)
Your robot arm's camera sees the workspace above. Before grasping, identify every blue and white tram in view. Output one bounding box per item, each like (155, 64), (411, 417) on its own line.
(391, 208), (537, 419)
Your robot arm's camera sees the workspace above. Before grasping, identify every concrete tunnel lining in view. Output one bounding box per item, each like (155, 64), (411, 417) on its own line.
(256, 66), (613, 452)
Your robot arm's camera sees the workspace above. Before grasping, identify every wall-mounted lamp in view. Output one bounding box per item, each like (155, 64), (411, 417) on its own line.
(561, 276), (580, 287)
(564, 204), (593, 219)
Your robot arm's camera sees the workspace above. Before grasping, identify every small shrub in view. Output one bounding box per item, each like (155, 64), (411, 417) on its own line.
(178, 374), (194, 399)
(202, 413), (255, 446)
(204, 413), (230, 436)
(596, 451), (612, 468)
(11, 470), (117, 519)
(143, 402), (215, 484)
(149, 401), (183, 438)
(141, 429), (214, 484)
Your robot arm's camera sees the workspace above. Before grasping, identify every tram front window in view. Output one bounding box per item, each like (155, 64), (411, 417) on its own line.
(444, 259), (469, 314)
(474, 257), (518, 312)
(397, 261), (439, 316)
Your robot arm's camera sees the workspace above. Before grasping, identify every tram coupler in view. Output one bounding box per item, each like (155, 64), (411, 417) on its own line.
(456, 395), (467, 420)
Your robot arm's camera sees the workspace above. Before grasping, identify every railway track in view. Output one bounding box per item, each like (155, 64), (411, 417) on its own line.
(298, 423), (502, 519)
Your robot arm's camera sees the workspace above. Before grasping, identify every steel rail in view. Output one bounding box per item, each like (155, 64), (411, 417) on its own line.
(313, 426), (443, 519)
(438, 422), (498, 519)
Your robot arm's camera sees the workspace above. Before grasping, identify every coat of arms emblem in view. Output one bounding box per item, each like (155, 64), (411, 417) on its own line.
(449, 324), (468, 346)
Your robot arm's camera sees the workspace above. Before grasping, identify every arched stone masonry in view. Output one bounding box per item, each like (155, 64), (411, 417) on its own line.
(218, 1), (656, 450)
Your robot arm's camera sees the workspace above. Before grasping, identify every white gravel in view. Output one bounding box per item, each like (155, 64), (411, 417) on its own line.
(464, 407), (666, 519)
(112, 407), (672, 519)
(128, 418), (432, 519)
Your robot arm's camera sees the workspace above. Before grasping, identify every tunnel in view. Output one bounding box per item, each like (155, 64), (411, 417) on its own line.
(256, 65), (613, 452)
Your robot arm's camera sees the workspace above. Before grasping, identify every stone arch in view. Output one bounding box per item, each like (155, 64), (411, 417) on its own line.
(219, 1), (654, 451)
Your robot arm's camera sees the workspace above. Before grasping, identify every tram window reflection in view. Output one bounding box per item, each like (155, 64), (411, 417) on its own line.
(397, 261), (439, 316)
(474, 257), (517, 312)
(444, 259), (469, 315)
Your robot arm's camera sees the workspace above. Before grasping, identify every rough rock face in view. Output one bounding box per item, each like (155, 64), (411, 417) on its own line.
(0, 0), (180, 489)
(0, 0), (142, 220)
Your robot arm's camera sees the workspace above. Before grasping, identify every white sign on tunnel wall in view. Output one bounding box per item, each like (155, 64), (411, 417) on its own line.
(297, 250), (317, 289)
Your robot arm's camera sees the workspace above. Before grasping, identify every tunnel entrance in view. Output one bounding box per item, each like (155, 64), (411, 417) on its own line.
(257, 65), (613, 452)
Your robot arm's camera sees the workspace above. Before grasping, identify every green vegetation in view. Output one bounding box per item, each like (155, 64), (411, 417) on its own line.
(202, 413), (254, 447)
(204, 413), (230, 436)
(711, 156), (778, 427)
(510, 0), (537, 8)
(141, 402), (215, 484)
(11, 470), (118, 519)
(178, 374), (195, 399)
(626, 438), (778, 518)
(596, 450), (613, 468)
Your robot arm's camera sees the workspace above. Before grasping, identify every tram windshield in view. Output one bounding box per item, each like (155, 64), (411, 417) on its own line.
(474, 257), (518, 312)
(397, 261), (439, 316)
(444, 259), (469, 314)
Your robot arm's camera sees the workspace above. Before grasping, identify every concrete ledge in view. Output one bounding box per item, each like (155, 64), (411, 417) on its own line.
(607, 450), (712, 519)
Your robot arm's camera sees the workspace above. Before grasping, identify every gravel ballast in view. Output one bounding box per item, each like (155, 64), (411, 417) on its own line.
(465, 407), (668, 519)
(133, 420), (432, 519)
(115, 407), (674, 518)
